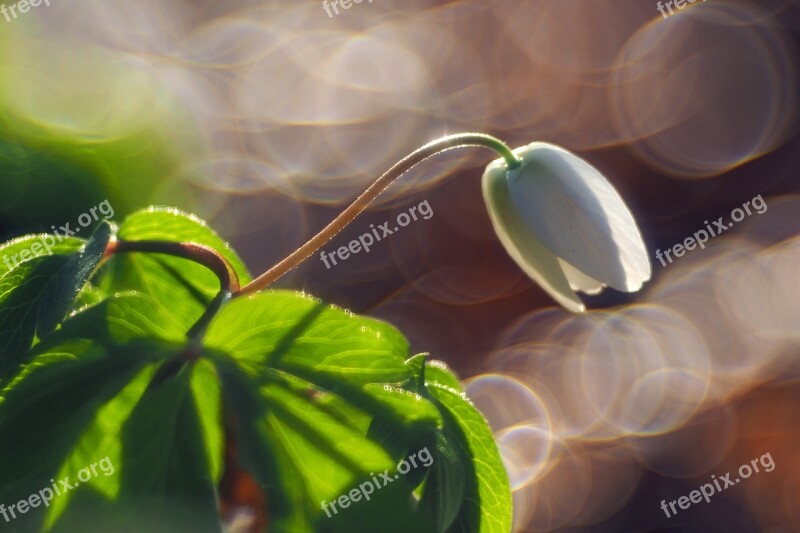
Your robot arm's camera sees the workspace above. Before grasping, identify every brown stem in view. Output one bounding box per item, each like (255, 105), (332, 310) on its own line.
(234, 133), (520, 297)
(106, 238), (240, 340)
(108, 239), (241, 294)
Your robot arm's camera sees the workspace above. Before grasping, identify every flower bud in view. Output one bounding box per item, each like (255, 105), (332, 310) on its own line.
(482, 142), (651, 312)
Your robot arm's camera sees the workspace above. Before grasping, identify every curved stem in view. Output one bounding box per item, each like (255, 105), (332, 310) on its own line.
(107, 239), (240, 341)
(235, 133), (520, 297)
(109, 239), (240, 294)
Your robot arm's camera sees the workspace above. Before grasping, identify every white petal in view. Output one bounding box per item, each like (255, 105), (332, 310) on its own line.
(558, 258), (606, 295)
(482, 157), (585, 312)
(506, 142), (651, 292)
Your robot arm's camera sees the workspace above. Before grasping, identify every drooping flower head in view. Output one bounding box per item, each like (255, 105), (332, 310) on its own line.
(482, 142), (651, 312)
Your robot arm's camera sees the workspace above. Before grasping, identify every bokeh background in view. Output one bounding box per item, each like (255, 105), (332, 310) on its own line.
(1, 0), (799, 531)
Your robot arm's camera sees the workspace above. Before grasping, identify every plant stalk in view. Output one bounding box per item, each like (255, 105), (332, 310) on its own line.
(235, 133), (520, 297)
(109, 239), (240, 294)
(106, 239), (240, 341)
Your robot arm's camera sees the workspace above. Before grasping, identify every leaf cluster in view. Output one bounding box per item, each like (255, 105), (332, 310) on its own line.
(0, 208), (511, 533)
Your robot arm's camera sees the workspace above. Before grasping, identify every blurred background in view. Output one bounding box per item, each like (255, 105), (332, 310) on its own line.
(1, 0), (799, 530)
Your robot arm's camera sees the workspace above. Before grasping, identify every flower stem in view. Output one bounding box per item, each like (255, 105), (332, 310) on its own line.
(109, 239), (240, 294)
(106, 239), (240, 340)
(234, 133), (520, 297)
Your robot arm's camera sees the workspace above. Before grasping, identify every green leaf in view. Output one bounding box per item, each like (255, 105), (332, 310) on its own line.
(403, 356), (469, 532)
(0, 286), (225, 532)
(43, 363), (157, 530)
(404, 353), (427, 390)
(70, 282), (107, 313)
(361, 383), (441, 432)
(424, 360), (465, 393)
(204, 291), (443, 531)
(216, 360), (433, 533)
(0, 292), (181, 481)
(60, 292), (185, 345)
(0, 338), (172, 532)
(190, 359), (224, 485)
(427, 383), (512, 533)
(111, 363), (223, 533)
(38, 221), (115, 335)
(205, 290), (410, 386)
(0, 293), (180, 403)
(405, 354), (464, 393)
(0, 233), (83, 275)
(45, 361), (225, 533)
(0, 209), (512, 533)
(0, 223), (113, 379)
(204, 291), (511, 531)
(0, 254), (73, 377)
(419, 430), (465, 532)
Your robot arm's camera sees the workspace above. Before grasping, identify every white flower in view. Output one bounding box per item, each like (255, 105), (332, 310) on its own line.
(482, 142), (651, 312)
